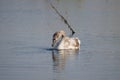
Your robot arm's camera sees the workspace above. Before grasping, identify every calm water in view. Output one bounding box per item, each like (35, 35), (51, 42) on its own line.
(0, 0), (120, 80)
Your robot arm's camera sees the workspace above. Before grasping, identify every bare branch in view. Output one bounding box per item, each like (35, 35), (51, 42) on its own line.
(50, 2), (75, 36)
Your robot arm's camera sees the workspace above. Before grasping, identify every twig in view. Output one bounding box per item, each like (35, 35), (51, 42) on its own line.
(50, 3), (75, 35)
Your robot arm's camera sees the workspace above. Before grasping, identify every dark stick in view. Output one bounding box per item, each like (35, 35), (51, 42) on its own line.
(50, 3), (75, 35)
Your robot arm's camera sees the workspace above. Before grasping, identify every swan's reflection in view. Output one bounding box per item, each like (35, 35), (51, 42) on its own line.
(52, 49), (79, 72)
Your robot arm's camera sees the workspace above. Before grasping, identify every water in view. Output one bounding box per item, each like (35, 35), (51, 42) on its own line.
(0, 0), (120, 80)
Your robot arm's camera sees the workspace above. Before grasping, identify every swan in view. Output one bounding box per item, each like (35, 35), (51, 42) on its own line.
(52, 30), (80, 49)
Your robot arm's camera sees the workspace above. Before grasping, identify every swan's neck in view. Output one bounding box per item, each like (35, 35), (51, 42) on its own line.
(54, 36), (64, 48)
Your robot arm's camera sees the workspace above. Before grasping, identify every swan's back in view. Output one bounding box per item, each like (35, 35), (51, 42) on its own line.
(58, 37), (80, 49)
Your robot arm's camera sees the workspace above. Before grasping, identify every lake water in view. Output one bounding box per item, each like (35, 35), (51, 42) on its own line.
(0, 0), (120, 80)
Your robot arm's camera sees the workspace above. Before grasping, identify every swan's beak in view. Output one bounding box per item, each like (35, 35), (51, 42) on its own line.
(51, 43), (54, 47)
(52, 39), (55, 47)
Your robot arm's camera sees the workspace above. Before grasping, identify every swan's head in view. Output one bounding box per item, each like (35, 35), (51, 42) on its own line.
(52, 30), (65, 47)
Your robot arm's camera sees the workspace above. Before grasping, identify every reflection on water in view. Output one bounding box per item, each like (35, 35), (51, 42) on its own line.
(52, 49), (79, 80)
(52, 50), (79, 72)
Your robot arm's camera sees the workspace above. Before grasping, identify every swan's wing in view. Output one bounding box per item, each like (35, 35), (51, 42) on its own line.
(64, 37), (80, 49)
(58, 37), (80, 49)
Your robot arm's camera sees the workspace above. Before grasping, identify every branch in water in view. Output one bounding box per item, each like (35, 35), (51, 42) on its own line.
(50, 3), (75, 35)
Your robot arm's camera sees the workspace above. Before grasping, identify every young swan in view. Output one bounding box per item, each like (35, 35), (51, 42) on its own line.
(52, 30), (80, 49)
